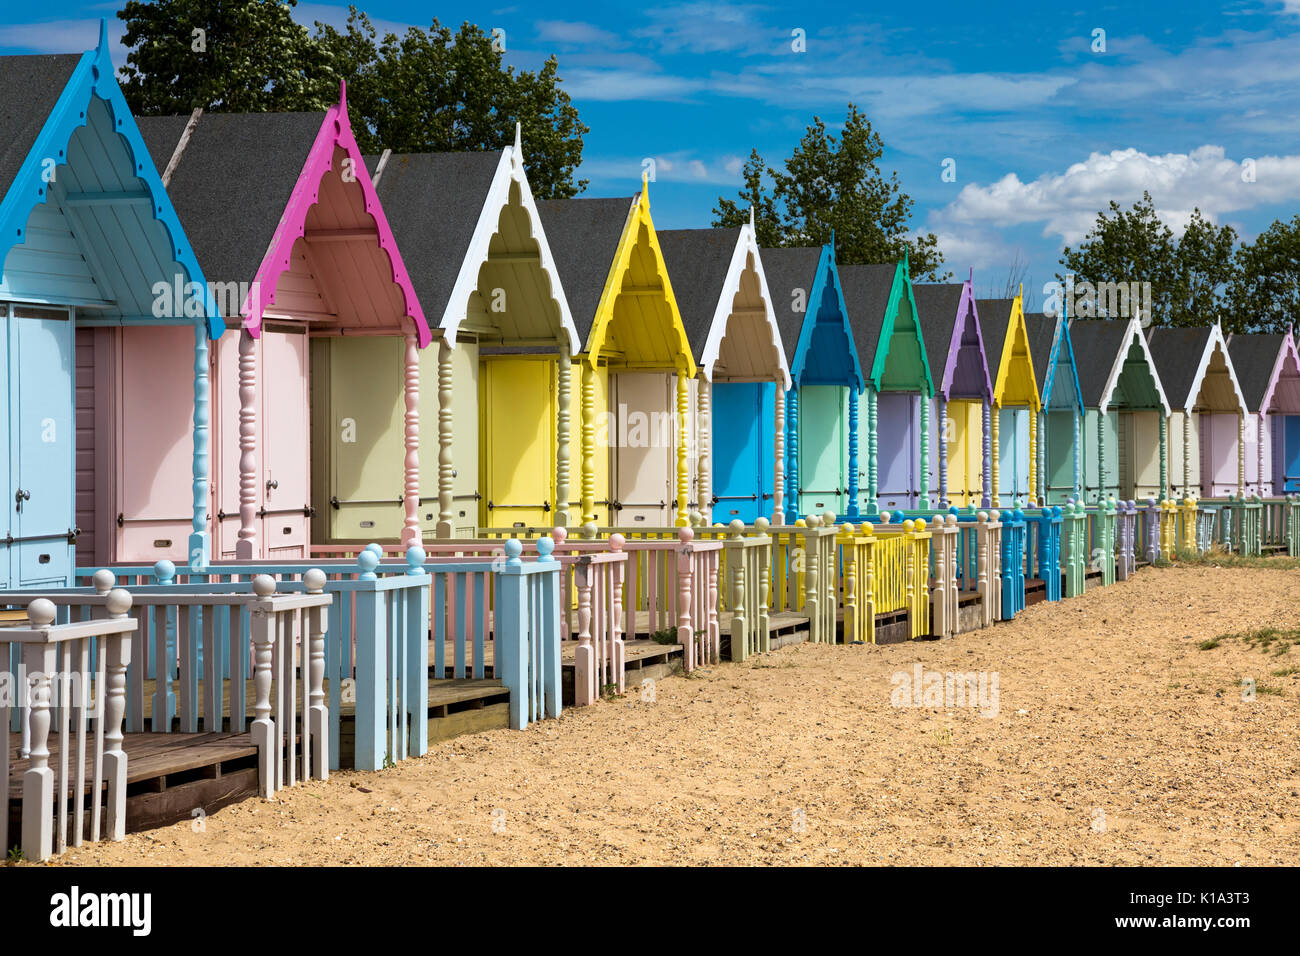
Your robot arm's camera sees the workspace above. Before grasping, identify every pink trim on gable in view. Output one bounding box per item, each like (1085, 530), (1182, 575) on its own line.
(1261, 332), (1300, 415)
(244, 82), (431, 347)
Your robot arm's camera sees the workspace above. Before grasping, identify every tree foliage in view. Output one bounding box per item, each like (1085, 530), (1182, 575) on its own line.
(117, 1), (587, 199)
(713, 104), (947, 281)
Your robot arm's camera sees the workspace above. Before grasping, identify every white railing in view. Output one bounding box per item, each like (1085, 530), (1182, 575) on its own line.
(2, 593), (135, 863)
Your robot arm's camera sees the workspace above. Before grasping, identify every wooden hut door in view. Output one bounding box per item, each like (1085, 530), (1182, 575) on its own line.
(1045, 410), (1075, 503)
(711, 382), (770, 523)
(997, 407), (1029, 504)
(261, 329), (310, 557)
(9, 309), (74, 586)
(1283, 416), (1300, 492)
(797, 385), (846, 516)
(878, 392), (918, 510)
(482, 357), (555, 530)
(1199, 412), (1237, 497)
(946, 399), (983, 506)
(612, 372), (674, 526)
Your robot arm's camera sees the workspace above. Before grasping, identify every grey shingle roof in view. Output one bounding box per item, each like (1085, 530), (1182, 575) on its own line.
(1227, 332), (1285, 412)
(1068, 320), (1131, 407)
(1022, 313), (1059, 398)
(839, 263), (898, 373)
(137, 112), (325, 286)
(975, 298), (1015, 368)
(911, 283), (965, 381)
(0, 54), (81, 201)
(655, 228), (741, 360)
(1146, 326), (1212, 410)
(534, 197), (633, 345)
(757, 246), (822, 364)
(366, 151), (501, 326)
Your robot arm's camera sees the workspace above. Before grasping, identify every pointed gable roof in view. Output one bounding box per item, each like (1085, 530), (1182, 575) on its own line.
(656, 227), (742, 358)
(369, 140), (578, 351)
(1068, 319), (1130, 407)
(1022, 313), (1059, 397)
(1146, 324), (1244, 413)
(977, 295), (1038, 409)
(839, 262), (898, 381)
(912, 278), (990, 399)
(0, 25), (221, 336)
(1226, 332), (1286, 413)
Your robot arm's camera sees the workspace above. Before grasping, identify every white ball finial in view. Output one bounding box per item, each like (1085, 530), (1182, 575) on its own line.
(27, 598), (56, 627)
(106, 588), (133, 618)
(252, 574), (277, 597)
(92, 569), (116, 594)
(304, 568), (327, 593)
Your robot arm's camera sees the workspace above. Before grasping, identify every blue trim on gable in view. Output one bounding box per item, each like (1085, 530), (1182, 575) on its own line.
(1041, 305), (1084, 415)
(789, 243), (864, 391)
(0, 22), (223, 338)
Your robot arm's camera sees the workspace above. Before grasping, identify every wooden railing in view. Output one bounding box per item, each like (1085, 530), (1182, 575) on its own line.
(760, 515), (839, 644)
(2, 594), (136, 862)
(1115, 500), (1138, 581)
(1222, 494), (1263, 556)
(998, 509), (1027, 618)
(838, 518), (931, 643)
(1026, 507), (1064, 600)
(925, 515), (960, 638)
(1084, 498), (1117, 587)
(721, 522), (772, 661)
(1060, 502), (1088, 598)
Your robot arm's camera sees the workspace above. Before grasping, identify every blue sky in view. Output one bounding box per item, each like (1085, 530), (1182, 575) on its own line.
(4, 1), (1300, 306)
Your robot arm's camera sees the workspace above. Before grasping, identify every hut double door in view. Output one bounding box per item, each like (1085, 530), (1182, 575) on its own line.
(711, 381), (774, 524)
(996, 407), (1030, 506)
(1043, 410), (1077, 504)
(797, 385), (847, 518)
(877, 392), (919, 511)
(1118, 410), (1162, 501)
(1275, 416), (1300, 492)
(480, 356), (556, 530)
(944, 398), (983, 506)
(1, 307), (74, 587)
(611, 372), (676, 526)
(1199, 412), (1239, 497)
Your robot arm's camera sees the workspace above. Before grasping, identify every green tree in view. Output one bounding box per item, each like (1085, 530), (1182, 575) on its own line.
(713, 104), (946, 280)
(118, 0), (338, 114)
(117, 2), (588, 199)
(1059, 192), (1236, 327)
(1226, 216), (1300, 333)
(314, 9), (588, 198)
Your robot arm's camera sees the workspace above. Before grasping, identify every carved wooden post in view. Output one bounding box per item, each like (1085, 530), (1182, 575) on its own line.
(848, 387), (860, 517)
(804, 519), (821, 642)
(305, 568), (329, 781)
(236, 327), (258, 559)
(1028, 403), (1038, 507)
(582, 360), (596, 524)
(1258, 411), (1266, 496)
(190, 321), (210, 570)
(1073, 410), (1082, 501)
(786, 389), (799, 523)
(773, 380), (785, 522)
(919, 393), (930, 509)
(611, 533), (627, 687)
(976, 512), (989, 627)
(103, 589), (132, 842)
(21, 600), (56, 861)
(556, 348), (572, 527)
(250, 575), (278, 798)
(403, 332), (421, 546)
(991, 405), (1001, 507)
(1096, 408), (1107, 503)
(698, 378), (712, 524)
(938, 396), (949, 508)
(676, 370), (690, 527)
(1238, 409), (1246, 498)
(841, 524), (857, 643)
(436, 337), (454, 538)
(982, 402), (993, 507)
(706, 544), (719, 663)
(1159, 414), (1168, 501)
(863, 522), (876, 641)
(753, 517), (771, 653)
(867, 386), (878, 512)
(575, 555), (595, 703)
(675, 526), (695, 670)
(1183, 411), (1191, 498)
(729, 521), (747, 660)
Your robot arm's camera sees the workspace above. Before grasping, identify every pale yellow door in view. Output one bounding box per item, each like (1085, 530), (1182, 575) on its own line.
(611, 371), (674, 526)
(481, 357), (556, 529)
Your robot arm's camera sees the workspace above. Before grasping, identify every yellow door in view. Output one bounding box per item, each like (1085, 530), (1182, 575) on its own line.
(481, 357), (555, 529)
(947, 399), (984, 506)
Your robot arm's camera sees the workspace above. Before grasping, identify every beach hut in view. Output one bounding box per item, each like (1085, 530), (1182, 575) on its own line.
(977, 293), (1040, 508)
(657, 222), (790, 524)
(763, 244), (864, 521)
(367, 134), (577, 536)
(1024, 310), (1084, 504)
(1147, 324), (1246, 499)
(1227, 331), (1300, 496)
(1069, 319), (1170, 501)
(536, 184), (696, 528)
(0, 27), (221, 584)
(138, 84), (430, 558)
(913, 274), (992, 508)
(842, 256), (934, 515)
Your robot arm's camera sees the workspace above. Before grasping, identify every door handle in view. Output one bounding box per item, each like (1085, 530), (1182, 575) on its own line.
(266, 478), (279, 492)
(14, 489), (29, 512)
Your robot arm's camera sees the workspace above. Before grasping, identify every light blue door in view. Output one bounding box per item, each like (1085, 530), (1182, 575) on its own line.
(0, 308), (9, 589)
(12, 310), (74, 586)
(998, 407), (1030, 504)
(711, 382), (773, 523)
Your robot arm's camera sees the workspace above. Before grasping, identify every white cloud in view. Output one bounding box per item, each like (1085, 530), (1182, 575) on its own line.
(935, 145), (1300, 245)
(579, 151), (749, 186)
(534, 20), (624, 48)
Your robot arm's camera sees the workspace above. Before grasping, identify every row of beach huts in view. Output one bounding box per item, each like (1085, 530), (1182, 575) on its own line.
(3, 27), (1298, 862)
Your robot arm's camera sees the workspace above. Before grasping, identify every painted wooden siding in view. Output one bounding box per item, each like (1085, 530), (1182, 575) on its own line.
(0, 201), (103, 305)
(570, 363), (609, 525)
(415, 341), (479, 537)
(1084, 408), (1121, 503)
(73, 328), (97, 566)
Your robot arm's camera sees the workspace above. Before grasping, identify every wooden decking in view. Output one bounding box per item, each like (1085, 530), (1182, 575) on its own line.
(6, 730), (260, 836)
